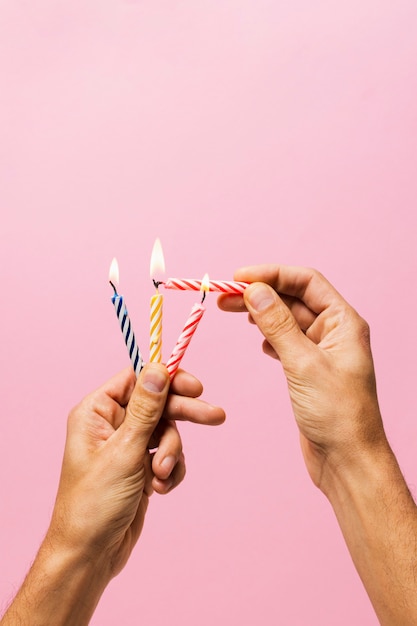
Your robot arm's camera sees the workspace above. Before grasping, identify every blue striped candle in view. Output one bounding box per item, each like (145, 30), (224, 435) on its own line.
(109, 258), (143, 376)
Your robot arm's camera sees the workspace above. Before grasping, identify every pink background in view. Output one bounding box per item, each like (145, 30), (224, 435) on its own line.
(1, 2), (417, 624)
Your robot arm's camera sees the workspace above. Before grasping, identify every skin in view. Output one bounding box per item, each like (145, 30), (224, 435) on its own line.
(218, 265), (417, 626)
(0, 363), (225, 626)
(3, 265), (417, 626)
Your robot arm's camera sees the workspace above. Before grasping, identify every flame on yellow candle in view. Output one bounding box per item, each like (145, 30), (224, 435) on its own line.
(109, 257), (119, 286)
(201, 273), (210, 292)
(150, 238), (166, 281)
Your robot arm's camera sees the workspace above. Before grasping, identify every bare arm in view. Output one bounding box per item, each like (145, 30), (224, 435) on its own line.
(1, 365), (225, 625)
(219, 265), (417, 625)
(325, 443), (417, 626)
(1, 538), (110, 625)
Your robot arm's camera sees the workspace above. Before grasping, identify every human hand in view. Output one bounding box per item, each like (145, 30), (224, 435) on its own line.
(47, 364), (225, 581)
(218, 265), (388, 491)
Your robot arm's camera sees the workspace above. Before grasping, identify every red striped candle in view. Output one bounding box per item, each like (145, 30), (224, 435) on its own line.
(166, 274), (209, 381)
(164, 278), (248, 294)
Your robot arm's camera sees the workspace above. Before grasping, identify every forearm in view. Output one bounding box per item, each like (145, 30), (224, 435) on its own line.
(323, 439), (417, 626)
(1, 533), (110, 626)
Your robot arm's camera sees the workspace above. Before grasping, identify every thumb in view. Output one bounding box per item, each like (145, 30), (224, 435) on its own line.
(121, 363), (170, 459)
(244, 282), (309, 367)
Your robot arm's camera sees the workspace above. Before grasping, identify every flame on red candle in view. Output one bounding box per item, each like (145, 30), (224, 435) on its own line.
(150, 238), (166, 281)
(201, 273), (210, 293)
(109, 257), (119, 286)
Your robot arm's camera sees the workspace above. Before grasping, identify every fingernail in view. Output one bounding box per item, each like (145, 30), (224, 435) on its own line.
(160, 455), (176, 475)
(142, 366), (167, 393)
(247, 284), (274, 312)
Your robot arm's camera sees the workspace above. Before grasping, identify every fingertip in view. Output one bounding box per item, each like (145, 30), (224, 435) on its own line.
(120, 366), (137, 389)
(140, 363), (169, 393)
(100, 366), (137, 406)
(217, 293), (247, 312)
(207, 404), (226, 425)
(155, 455), (176, 480)
(217, 293), (229, 310)
(152, 476), (174, 494)
(170, 369), (203, 397)
(244, 282), (277, 313)
(153, 458), (187, 493)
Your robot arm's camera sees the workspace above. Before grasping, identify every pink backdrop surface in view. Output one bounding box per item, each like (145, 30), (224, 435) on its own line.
(1, 2), (417, 624)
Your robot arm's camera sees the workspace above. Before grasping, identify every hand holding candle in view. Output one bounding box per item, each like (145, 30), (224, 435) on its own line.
(166, 274), (210, 381)
(109, 258), (144, 376)
(150, 238), (165, 363)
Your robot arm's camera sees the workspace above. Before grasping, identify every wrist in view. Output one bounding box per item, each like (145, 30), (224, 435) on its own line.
(28, 530), (111, 626)
(1, 533), (111, 626)
(317, 433), (417, 626)
(320, 435), (409, 509)
(42, 527), (113, 584)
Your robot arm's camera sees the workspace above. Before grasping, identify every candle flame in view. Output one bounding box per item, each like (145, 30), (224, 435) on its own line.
(150, 238), (166, 280)
(109, 257), (119, 286)
(201, 273), (210, 292)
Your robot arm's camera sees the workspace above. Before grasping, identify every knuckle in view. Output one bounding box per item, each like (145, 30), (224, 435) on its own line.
(305, 266), (322, 285)
(170, 395), (186, 420)
(128, 393), (162, 428)
(344, 308), (372, 349)
(357, 316), (371, 346)
(306, 266), (319, 278)
(262, 307), (296, 340)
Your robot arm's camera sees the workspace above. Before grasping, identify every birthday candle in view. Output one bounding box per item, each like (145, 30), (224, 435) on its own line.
(150, 238), (165, 362)
(166, 274), (210, 381)
(150, 292), (163, 362)
(109, 258), (144, 376)
(164, 278), (248, 294)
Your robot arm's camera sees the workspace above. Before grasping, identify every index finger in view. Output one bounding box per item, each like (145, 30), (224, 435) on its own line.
(98, 367), (137, 407)
(234, 265), (347, 315)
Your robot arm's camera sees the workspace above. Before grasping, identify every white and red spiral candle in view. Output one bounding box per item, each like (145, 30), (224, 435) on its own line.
(164, 278), (248, 294)
(150, 238), (165, 362)
(166, 274), (210, 381)
(109, 258), (144, 376)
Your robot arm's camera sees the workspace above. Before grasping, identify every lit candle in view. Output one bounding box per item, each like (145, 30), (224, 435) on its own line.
(109, 258), (144, 376)
(164, 278), (249, 293)
(150, 238), (165, 363)
(166, 274), (210, 381)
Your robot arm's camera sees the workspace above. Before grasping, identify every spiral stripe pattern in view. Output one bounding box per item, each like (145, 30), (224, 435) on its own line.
(166, 304), (205, 380)
(113, 295), (144, 375)
(150, 294), (163, 362)
(164, 278), (248, 293)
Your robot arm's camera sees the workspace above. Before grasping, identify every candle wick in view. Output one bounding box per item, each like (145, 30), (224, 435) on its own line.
(153, 280), (164, 290)
(201, 291), (207, 304)
(110, 281), (118, 295)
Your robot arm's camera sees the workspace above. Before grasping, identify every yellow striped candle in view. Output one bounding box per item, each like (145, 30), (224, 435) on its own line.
(149, 238), (165, 362)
